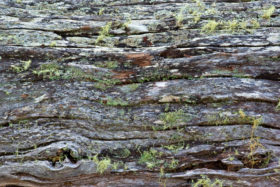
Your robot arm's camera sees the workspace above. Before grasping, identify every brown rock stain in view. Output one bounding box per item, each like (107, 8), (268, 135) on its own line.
(125, 53), (152, 67)
(21, 94), (29, 99)
(113, 70), (134, 79)
(142, 36), (153, 46)
(141, 96), (153, 103)
(160, 48), (183, 58)
(218, 52), (232, 57)
(80, 25), (91, 31)
(219, 66), (236, 71)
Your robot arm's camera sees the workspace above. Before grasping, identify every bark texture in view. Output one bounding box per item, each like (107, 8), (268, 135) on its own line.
(1, 0), (280, 186)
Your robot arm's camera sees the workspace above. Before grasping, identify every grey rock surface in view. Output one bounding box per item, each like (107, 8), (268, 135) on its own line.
(0, 0), (280, 186)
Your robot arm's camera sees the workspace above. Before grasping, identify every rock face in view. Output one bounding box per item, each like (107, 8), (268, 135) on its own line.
(0, 0), (280, 186)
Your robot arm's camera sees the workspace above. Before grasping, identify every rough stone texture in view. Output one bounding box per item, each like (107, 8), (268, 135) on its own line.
(0, 0), (280, 186)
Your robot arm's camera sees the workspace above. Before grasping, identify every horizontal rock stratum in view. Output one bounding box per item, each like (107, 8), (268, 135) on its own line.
(0, 0), (280, 186)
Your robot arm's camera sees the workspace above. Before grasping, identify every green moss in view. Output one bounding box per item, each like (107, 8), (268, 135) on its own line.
(160, 109), (191, 130)
(11, 60), (32, 73)
(11, 65), (22, 73)
(169, 131), (185, 142)
(225, 19), (239, 33)
(98, 8), (105, 15)
(49, 41), (57, 47)
(161, 109), (184, 125)
(262, 6), (275, 19)
(92, 155), (111, 174)
(192, 11), (201, 23)
(175, 6), (185, 27)
(276, 100), (280, 111)
(94, 78), (120, 90)
(33, 63), (63, 80)
(167, 158), (179, 169)
(206, 109), (255, 126)
(126, 83), (140, 91)
(105, 97), (129, 106)
(163, 143), (184, 153)
(95, 61), (118, 69)
(262, 152), (272, 168)
(118, 148), (131, 158)
(138, 148), (162, 169)
(247, 117), (263, 168)
(112, 161), (123, 170)
(209, 69), (248, 78)
(250, 19), (260, 29)
(192, 175), (224, 187)
(220, 19), (255, 33)
(174, 0), (207, 27)
(122, 17), (132, 29)
(193, 0), (205, 9)
(96, 22), (112, 44)
(201, 20), (219, 34)
(33, 63), (119, 87)
(63, 67), (95, 80)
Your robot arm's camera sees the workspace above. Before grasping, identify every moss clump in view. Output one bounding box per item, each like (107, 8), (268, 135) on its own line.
(163, 143), (184, 153)
(192, 175), (224, 187)
(92, 155), (111, 174)
(96, 22), (112, 44)
(225, 19), (239, 33)
(161, 109), (184, 125)
(126, 83), (140, 91)
(33, 63), (63, 80)
(33, 63), (97, 81)
(105, 97), (129, 106)
(95, 61), (118, 69)
(118, 148), (131, 158)
(175, 6), (186, 27)
(93, 78), (120, 90)
(98, 8), (105, 16)
(63, 67), (95, 80)
(250, 19), (260, 29)
(138, 148), (162, 169)
(262, 6), (275, 19)
(174, 0), (207, 27)
(276, 100), (280, 111)
(11, 60), (32, 73)
(49, 41), (57, 47)
(201, 20), (219, 34)
(246, 117), (264, 168)
(160, 109), (190, 130)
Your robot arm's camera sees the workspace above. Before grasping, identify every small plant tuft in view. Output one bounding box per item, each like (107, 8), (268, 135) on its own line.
(262, 6), (275, 19)
(11, 60), (32, 73)
(175, 6), (185, 27)
(160, 109), (187, 130)
(192, 175), (224, 187)
(33, 63), (63, 80)
(127, 83), (140, 91)
(92, 154), (111, 174)
(105, 97), (129, 106)
(276, 100), (280, 111)
(49, 41), (57, 47)
(96, 22), (112, 44)
(201, 20), (219, 34)
(138, 148), (162, 169)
